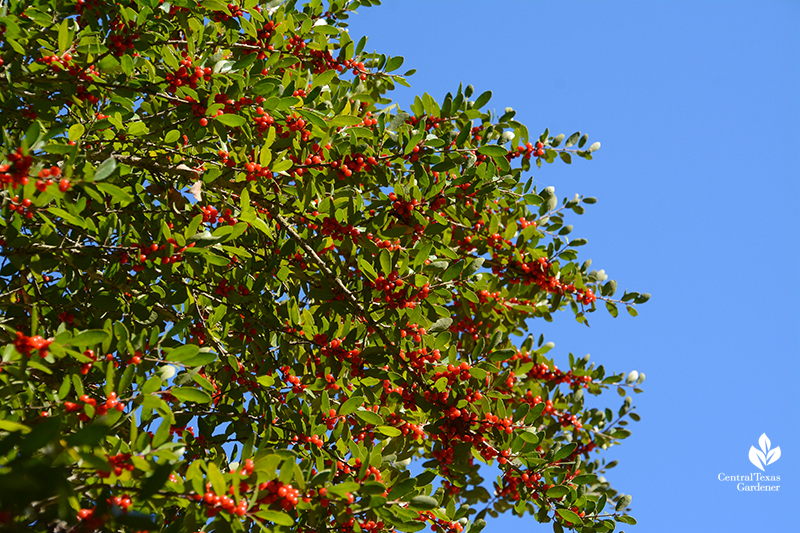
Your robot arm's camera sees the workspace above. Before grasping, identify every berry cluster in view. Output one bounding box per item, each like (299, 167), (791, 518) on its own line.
(76, 507), (103, 529)
(252, 106), (275, 134)
(385, 413), (425, 440)
(107, 494), (133, 513)
(417, 511), (463, 533)
(367, 270), (430, 309)
(165, 53), (211, 94)
(499, 256), (597, 305)
(396, 347), (442, 371)
(202, 484), (248, 517)
(508, 141), (546, 161)
(99, 452), (135, 477)
(332, 152), (377, 179)
(449, 315), (488, 342)
(12, 331), (51, 358)
(354, 110), (379, 128)
(433, 361), (473, 385)
(108, 17), (139, 56)
(212, 3), (244, 22)
(406, 114), (448, 131)
(242, 20), (276, 55)
(315, 215), (361, 242)
(317, 337), (362, 367)
(64, 392), (125, 421)
(198, 204), (236, 226)
(79, 349), (99, 374)
(498, 469), (544, 501)
(387, 192), (419, 223)
(509, 354), (593, 389)
(6, 194), (36, 219)
(1, 148), (32, 188)
(255, 480), (299, 512)
(363, 232), (404, 251)
(399, 322), (426, 343)
(341, 59), (368, 81)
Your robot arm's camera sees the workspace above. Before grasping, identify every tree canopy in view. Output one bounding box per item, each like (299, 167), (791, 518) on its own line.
(0, 1), (647, 532)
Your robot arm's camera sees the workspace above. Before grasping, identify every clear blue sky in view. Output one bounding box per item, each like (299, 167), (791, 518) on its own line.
(347, 2), (800, 531)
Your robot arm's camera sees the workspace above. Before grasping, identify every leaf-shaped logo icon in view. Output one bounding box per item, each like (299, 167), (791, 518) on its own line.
(759, 433), (771, 455)
(749, 433), (780, 470)
(749, 446), (766, 471)
(766, 446), (781, 465)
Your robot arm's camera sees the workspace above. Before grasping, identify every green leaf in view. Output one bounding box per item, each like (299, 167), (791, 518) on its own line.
(556, 508), (583, 525)
(377, 425), (402, 437)
(167, 345), (200, 362)
(69, 329), (109, 348)
(360, 481), (387, 494)
(115, 514), (158, 530)
(339, 396), (364, 416)
(473, 90), (492, 109)
(519, 428), (540, 444)
(546, 485), (570, 498)
(329, 115), (363, 127)
(206, 462), (227, 496)
(182, 352), (217, 367)
(615, 494), (632, 512)
(0, 420), (31, 433)
(468, 367), (487, 380)
(462, 257), (485, 277)
(489, 348), (516, 362)
(96, 183), (132, 205)
(256, 510), (294, 526)
(94, 157), (118, 182)
(47, 207), (85, 228)
(121, 54), (133, 77)
(428, 317), (452, 333)
(22, 8), (50, 27)
(216, 114), (246, 127)
(58, 19), (70, 55)
(231, 52), (258, 72)
(355, 410), (383, 426)
(201, 0), (230, 12)
(68, 124), (85, 142)
(477, 145), (508, 157)
(310, 68), (337, 90)
(272, 159), (293, 173)
(617, 515), (637, 525)
(385, 56), (404, 72)
(565, 132), (581, 148)
(396, 522), (427, 532)
(470, 519), (487, 533)
(408, 495), (439, 510)
(65, 423), (109, 447)
(552, 443), (577, 463)
(379, 250), (392, 276)
(171, 387), (212, 404)
(139, 462), (174, 499)
(164, 130), (181, 144)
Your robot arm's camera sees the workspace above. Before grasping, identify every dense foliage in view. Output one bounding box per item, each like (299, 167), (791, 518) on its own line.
(0, 0), (648, 531)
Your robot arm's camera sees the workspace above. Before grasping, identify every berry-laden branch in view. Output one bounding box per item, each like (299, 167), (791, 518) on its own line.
(0, 1), (645, 532)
